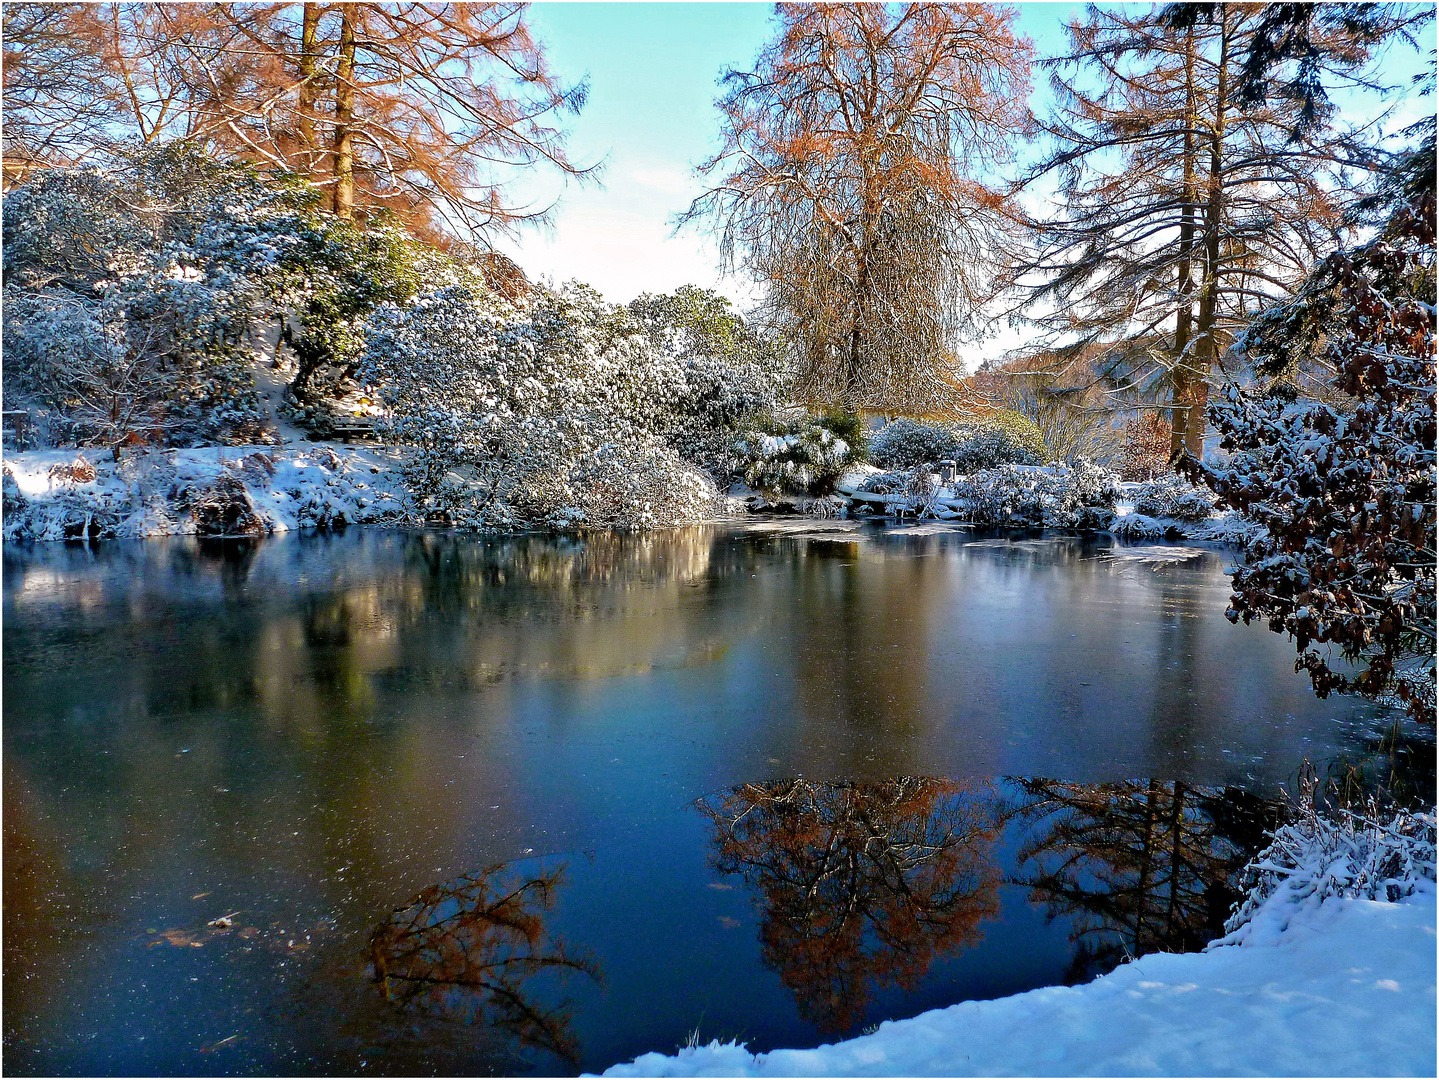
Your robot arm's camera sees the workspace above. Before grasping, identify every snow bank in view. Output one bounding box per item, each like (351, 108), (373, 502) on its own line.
(601, 885), (1436, 1077)
(2, 443), (411, 542)
(836, 467), (1260, 543)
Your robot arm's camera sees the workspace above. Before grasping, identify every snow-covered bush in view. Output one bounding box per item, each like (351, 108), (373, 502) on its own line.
(856, 468), (925, 496)
(1131, 476), (1218, 522)
(730, 415), (859, 496)
(868, 418), (960, 468)
(2, 144), (447, 449)
(1216, 802), (1436, 948)
(869, 412), (1047, 472)
(358, 282), (761, 529)
(1111, 512), (1172, 540)
(950, 460), (1119, 527)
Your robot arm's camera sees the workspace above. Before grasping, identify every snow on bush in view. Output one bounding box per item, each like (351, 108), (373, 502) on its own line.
(949, 459), (1118, 527)
(868, 412), (1047, 472)
(730, 416), (858, 497)
(1, 445), (411, 542)
(1130, 475), (1219, 522)
(2, 145), (457, 450)
(1182, 183), (1436, 723)
(358, 282), (767, 529)
(1215, 800), (1436, 949)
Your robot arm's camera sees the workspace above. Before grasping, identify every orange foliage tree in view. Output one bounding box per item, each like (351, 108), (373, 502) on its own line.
(682, 3), (1031, 415)
(1, 2), (591, 242)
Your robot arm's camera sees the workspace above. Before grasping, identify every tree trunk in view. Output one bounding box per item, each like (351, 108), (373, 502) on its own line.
(1188, 7), (1230, 459)
(297, 2), (320, 171)
(331, 4), (355, 219)
(1170, 26), (1199, 460)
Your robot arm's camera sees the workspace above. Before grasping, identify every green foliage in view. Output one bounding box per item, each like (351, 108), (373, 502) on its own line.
(983, 409), (1050, 463)
(279, 218), (433, 396)
(815, 408), (869, 463)
(729, 409), (861, 496)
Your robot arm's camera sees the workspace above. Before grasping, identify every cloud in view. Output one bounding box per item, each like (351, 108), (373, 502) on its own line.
(506, 208), (759, 308)
(627, 167), (698, 198)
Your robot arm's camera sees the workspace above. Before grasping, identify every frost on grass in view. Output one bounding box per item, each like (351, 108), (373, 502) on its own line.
(1215, 799), (1437, 948)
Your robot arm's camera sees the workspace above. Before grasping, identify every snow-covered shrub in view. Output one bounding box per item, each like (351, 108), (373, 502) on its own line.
(358, 283), (746, 529)
(1216, 802), (1436, 948)
(1111, 512), (1172, 540)
(1182, 181), (1435, 723)
(2, 144), (450, 449)
(869, 412), (1047, 472)
(857, 469), (921, 496)
(626, 286), (781, 476)
(868, 418), (958, 469)
(853, 466), (941, 516)
(730, 416), (858, 496)
(950, 460), (1119, 527)
(1131, 476), (1218, 522)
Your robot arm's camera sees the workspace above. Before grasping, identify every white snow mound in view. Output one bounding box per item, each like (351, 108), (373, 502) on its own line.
(600, 885), (1436, 1077)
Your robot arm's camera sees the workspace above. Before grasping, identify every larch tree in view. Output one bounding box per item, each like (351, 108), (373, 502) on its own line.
(681, 3), (1032, 415)
(1007, 2), (1422, 458)
(1, 3), (592, 243)
(0, 3), (116, 183)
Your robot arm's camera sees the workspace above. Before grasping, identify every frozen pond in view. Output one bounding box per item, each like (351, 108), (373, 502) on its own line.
(3, 523), (1393, 1075)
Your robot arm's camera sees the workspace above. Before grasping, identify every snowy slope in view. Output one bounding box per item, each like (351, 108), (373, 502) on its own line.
(2, 443), (412, 542)
(602, 885), (1436, 1077)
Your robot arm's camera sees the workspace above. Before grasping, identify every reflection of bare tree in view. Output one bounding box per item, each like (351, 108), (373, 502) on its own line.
(699, 778), (1002, 1033)
(1010, 779), (1275, 983)
(370, 865), (599, 1065)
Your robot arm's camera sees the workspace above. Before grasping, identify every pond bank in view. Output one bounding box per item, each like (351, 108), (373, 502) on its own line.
(4, 444), (1255, 546)
(3, 443), (413, 542)
(602, 884), (1437, 1077)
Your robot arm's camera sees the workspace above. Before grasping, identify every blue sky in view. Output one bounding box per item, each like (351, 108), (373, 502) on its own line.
(499, 2), (1432, 362)
(501, 3), (1083, 309)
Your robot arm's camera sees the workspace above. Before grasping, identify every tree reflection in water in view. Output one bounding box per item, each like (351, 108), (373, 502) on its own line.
(699, 778), (1003, 1033)
(1010, 778), (1279, 983)
(370, 864), (599, 1066)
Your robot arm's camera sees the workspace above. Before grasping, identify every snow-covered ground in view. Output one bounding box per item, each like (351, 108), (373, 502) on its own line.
(602, 884), (1436, 1077)
(1, 448), (1256, 545)
(2, 443), (412, 542)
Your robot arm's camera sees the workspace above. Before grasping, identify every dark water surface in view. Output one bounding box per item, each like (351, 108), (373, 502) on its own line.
(3, 522), (1392, 1075)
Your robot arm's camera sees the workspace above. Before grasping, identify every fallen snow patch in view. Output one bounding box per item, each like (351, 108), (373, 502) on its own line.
(3, 443), (411, 542)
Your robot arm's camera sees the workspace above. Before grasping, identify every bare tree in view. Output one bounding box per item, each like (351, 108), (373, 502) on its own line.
(371, 863), (599, 1066)
(683, 3), (1031, 415)
(0, 3), (114, 183)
